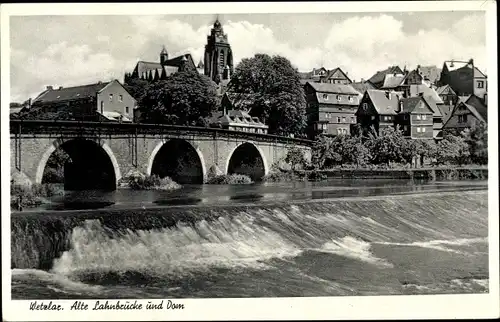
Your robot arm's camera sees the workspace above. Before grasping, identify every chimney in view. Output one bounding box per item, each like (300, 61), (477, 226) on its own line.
(46, 86), (53, 90)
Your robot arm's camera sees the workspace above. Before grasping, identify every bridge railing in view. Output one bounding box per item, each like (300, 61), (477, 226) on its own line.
(9, 119), (314, 146)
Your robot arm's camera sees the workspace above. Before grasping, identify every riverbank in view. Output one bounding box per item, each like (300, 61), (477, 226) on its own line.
(290, 166), (488, 181)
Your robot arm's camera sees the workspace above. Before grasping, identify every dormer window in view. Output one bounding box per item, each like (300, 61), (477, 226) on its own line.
(322, 94), (328, 100)
(109, 94), (113, 101)
(336, 95), (341, 101)
(348, 96), (353, 102)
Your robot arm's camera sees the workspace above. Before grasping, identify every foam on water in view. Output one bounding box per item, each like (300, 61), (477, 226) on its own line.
(376, 237), (488, 254)
(51, 216), (303, 278)
(319, 236), (394, 268)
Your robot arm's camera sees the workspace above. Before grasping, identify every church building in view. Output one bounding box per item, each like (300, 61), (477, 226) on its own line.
(126, 18), (234, 86)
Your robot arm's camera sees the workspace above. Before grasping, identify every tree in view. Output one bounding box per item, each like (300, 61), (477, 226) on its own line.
(311, 134), (370, 169)
(227, 54), (307, 136)
(285, 147), (306, 170)
(123, 77), (150, 106)
(139, 70), (218, 125)
(434, 134), (470, 165)
(365, 127), (407, 165)
(461, 123), (488, 165)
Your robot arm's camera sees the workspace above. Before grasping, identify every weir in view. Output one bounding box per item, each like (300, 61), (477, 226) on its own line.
(11, 191), (488, 274)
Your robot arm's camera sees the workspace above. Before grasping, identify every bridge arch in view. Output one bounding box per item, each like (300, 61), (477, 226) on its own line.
(225, 142), (269, 182)
(36, 138), (121, 190)
(148, 139), (207, 184)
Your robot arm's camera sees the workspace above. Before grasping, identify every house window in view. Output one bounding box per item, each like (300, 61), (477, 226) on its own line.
(337, 117), (341, 123)
(351, 117), (355, 123)
(322, 123), (327, 130)
(348, 96), (353, 102)
(363, 103), (368, 110)
(477, 80), (484, 88)
(342, 116), (346, 123)
(422, 114), (427, 120)
(125, 106), (129, 114)
(100, 101), (104, 113)
(109, 94), (113, 101)
(371, 116), (375, 120)
(403, 125), (408, 132)
(422, 127), (426, 132)
(323, 94), (328, 100)
(417, 115), (421, 120)
(336, 95), (341, 101)
(404, 115), (408, 120)
(119, 95), (123, 102)
(417, 127), (421, 133)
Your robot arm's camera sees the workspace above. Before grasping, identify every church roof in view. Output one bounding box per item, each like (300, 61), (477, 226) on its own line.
(33, 81), (111, 104)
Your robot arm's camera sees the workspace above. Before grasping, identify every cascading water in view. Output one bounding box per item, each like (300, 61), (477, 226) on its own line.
(11, 190), (489, 299)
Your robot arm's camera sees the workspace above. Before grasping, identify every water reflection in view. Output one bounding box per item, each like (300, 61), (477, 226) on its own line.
(27, 179), (487, 212)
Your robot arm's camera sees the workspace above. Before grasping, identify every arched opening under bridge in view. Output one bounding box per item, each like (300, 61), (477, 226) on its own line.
(227, 142), (266, 182)
(40, 139), (118, 191)
(150, 139), (205, 184)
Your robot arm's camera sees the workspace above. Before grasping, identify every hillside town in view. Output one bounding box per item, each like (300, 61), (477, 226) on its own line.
(11, 18), (488, 147)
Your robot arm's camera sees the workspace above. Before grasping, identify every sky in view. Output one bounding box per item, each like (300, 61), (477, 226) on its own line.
(9, 11), (487, 102)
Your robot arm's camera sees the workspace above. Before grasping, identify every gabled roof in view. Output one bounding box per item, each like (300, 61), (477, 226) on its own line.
(421, 95), (442, 117)
(409, 84), (444, 104)
(367, 66), (404, 87)
(324, 67), (352, 83)
(209, 110), (267, 128)
(365, 89), (403, 115)
(33, 81), (111, 104)
(306, 82), (359, 95)
(435, 84), (456, 96)
(351, 81), (375, 95)
(400, 97), (424, 113)
(455, 101), (487, 123)
(473, 67), (487, 78)
(381, 74), (406, 89)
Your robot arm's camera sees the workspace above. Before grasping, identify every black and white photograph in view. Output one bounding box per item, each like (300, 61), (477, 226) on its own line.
(1, 1), (498, 320)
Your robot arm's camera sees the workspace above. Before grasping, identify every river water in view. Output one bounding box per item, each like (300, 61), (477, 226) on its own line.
(11, 179), (489, 299)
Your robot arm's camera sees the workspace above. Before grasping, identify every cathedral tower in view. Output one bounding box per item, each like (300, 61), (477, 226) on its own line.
(160, 46), (169, 65)
(204, 18), (233, 84)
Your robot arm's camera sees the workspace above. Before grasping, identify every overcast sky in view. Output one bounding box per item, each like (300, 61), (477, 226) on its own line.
(9, 11), (487, 102)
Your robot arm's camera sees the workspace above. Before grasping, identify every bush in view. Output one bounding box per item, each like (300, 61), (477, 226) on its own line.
(206, 174), (253, 185)
(124, 174), (181, 190)
(11, 183), (64, 209)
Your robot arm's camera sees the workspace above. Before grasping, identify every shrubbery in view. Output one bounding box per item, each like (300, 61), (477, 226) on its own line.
(11, 183), (64, 209)
(206, 174), (253, 185)
(121, 174), (181, 190)
(310, 124), (488, 170)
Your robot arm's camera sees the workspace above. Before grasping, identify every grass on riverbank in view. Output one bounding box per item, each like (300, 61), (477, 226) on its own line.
(206, 174), (253, 185)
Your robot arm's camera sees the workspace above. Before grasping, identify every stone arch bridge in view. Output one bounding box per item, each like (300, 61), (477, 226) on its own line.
(10, 120), (312, 190)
